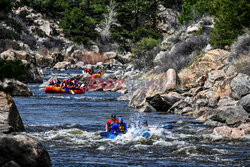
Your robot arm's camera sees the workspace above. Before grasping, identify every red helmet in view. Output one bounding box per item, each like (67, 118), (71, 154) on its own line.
(69, 79), (71, 82)
(74, 79), (77, 81)
(107, 120), (111, 124)
(62, 80), (65, 82)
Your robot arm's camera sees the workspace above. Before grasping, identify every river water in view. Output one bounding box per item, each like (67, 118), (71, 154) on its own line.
(13, 69), (249, 167)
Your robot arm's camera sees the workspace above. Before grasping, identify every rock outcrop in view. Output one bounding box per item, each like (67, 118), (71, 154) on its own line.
(0, 133), (51, 167)
(0, 92), (24, 133)
(0, 49), (42, 83)
(0, 79), (33, 96)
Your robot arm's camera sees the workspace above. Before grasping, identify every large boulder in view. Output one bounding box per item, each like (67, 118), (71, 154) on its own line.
(239, 94), (250, 113)
(139, 102), (157, 113)
(129, 89), (147, 108)
(230, 73), (250, 99)
(0, 49), (42, 83)
(35, 54), (54, 68)
(53, 61), (71, 70)
(0, 133), (51, 167)
(146, 94), (172, 111)
(0, 92), (24, 133)
(0, 79), (33, 96)
(145, 68), (177, 98)
(209, 105), (249, 126)
(213, 126), (245, 139)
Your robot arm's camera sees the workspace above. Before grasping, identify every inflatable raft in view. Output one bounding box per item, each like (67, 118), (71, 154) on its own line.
(91, 73), (101, 78)
(45, 86), (85, 94)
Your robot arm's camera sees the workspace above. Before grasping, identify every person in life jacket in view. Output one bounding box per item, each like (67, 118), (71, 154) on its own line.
(49, 79), (55, 85)
(106, 114), (118, 132)
(111, 117), (127, 134)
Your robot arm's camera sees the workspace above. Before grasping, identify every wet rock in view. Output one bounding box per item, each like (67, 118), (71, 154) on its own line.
(0, 79), (33, 96)
(146, 94), (172, 111)
(230, 73), (250, 99)
(129, 89), (147, 108)
(209, 105), (249, 126)
(53, 61), (71, 70)
(0, 133), (51, 167)
(0, 92), (24, 133)
(239, 94), (250, 113)
(139, 102), (157, 113)
(213, 126), (245, 139)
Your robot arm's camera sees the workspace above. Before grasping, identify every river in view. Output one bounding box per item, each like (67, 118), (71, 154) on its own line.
(13, 69), (249, 167)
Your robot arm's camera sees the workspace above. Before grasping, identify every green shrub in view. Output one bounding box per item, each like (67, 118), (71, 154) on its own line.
(0, 59), (27, 81)
(132, 37), (160, 56)
(209, 0), (249, 48)
(178, 0), (250, 48)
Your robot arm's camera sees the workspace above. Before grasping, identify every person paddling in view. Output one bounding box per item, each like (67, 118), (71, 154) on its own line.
(106, 114), (118, 132)
(111, 117), (127, 135)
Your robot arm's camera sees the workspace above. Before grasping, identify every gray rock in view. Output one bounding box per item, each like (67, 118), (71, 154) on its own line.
(230, 73), (250, 99)
(66, 45), (75, 57)
(129, 89), (147, 108)
(239, 94), (250, 113)
(0, 79), (33, 96)
(139, 102), (157, 113)
(0, 92), (24, 133)
(146, 94), (173, 111)
(117, 92), (132, 101)
(210, 105), (249, 126)
(53, 61), (71, 70)
(196, 99), (208, 108)
(102, 73), (116, 80)
(104, 52), (117, 59)
(217, 97), (238, 107)
(0, 133), (51, 167)
(2, 161), (21, 167)
(75, 61), (85, 69)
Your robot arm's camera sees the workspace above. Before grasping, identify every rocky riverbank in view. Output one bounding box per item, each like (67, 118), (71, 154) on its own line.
(125, 47), (250, 140)
(0, 91), (51, 167)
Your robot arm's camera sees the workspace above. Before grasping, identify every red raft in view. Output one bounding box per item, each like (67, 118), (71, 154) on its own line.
(45, 86), (85, 94)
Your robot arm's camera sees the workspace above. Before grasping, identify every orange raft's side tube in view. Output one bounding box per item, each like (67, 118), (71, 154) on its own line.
(91, 74), (101, 78)
(45, 86), (85, 94)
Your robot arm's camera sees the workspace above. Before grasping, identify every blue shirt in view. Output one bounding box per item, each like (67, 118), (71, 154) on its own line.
(111, 122), (127, 134)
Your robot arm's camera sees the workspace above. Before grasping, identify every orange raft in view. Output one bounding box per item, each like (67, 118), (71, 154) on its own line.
(45, 86), (85, 94)
(91, 74), (101, 78)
